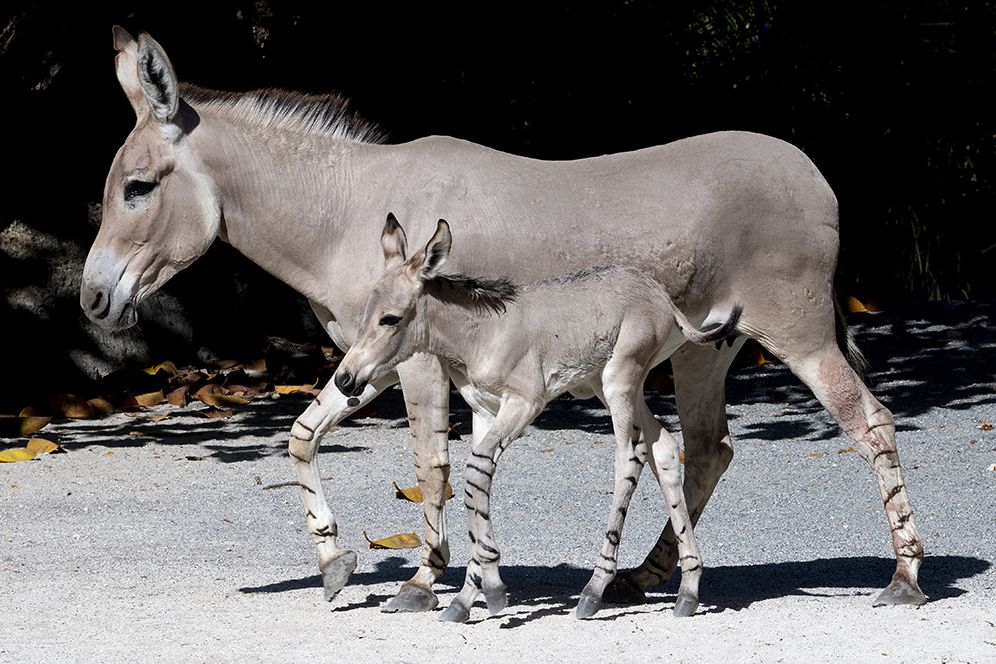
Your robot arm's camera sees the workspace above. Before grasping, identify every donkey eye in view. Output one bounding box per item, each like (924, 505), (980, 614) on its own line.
(124, 179), (158, 202)
(378, 314), (402, 327)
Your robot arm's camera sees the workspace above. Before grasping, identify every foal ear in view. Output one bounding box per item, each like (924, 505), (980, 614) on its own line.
(112, 26), (145, 117)
(136, 32), (180, 124)
(381, 213), (409, 267)
(416, 220), (452, 280)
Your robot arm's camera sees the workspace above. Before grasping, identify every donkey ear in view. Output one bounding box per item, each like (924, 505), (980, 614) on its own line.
(112, 26), (145, 116)
(136, 33), (179, 124)
(381, 213), (409, 267)
(416, 220), (452, 280)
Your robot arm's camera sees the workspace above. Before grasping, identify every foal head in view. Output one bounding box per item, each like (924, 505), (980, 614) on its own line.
(334, 214), (516, 396)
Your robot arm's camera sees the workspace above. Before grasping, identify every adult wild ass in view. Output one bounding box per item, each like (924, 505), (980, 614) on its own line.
(80, 27), (926, 611)
(334, 215), (743, 620)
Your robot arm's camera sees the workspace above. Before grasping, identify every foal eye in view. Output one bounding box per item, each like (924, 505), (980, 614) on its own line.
(378, 314), (402, 327)
(124, 179), (158, 202)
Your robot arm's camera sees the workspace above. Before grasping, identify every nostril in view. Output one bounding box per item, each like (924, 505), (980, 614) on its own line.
(334, 371), (353, 394)
(89, 288), (111, 319)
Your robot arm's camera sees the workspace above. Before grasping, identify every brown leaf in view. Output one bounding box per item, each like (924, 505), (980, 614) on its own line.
(0, 414), (52, 437)
(978, 422), (993, 431)
(363, 531), (422, 550)
(836, 447), (856, 454)
(128, 431), (143, 438)
(201, 408), (235, 419)
(147, 414), (170, 423)
(393, 480), (454, 503)
(679, 451), (685, 464)
(85, 397), (115, 416)
(26, 438), (59, 455)
(122, 390), (165, 410)
(166, 385), (192, 407)
(810, 451), (826, 459)
(50, 394), (98, 419)
(194, 384), (251, 408)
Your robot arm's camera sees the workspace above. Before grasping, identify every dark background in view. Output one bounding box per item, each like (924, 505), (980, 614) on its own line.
(1, 1), (992, 408)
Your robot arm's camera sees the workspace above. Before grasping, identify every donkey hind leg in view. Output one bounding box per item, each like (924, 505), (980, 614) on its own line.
(439, 395), (542, 623)
(289, 374), (394, 601)
(786, 344), (926, 605)
(605, 340), (743, 604)
(575, 375), (650, 619)
(383, 353), (454, 613)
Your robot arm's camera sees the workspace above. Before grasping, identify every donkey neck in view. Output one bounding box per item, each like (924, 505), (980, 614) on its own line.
(187, 110), (384, 319)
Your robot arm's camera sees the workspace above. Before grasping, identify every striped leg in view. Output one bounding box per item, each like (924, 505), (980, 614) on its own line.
(439, 395), (542, 622)
(383, 353), (454, 612)
(643, 404), (703, 617)
(576, 381), (649, 619)
(606, 341), (741, 603)
(288, 375), (393, 601)
(785, 344), (926, 605)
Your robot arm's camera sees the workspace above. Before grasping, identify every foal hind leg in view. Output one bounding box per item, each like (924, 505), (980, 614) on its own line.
(576, 375), (650, 619)
(785, 343), (926, 605)
(606, 341), (742, 603)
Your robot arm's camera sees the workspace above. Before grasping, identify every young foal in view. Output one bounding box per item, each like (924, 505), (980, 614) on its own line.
(334, 214), (742, 621)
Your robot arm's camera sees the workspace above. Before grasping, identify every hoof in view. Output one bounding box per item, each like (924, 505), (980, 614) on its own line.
(320, 550), (357, 602)
(873, 578), (928, 607)
(575, 588), (603, 620)
(382, 582), (439, 613)
(602, 573), (647, 605)
(484, 586), (508, 616)
(439, 601), (471, 623)
(673, 593), (699, 617)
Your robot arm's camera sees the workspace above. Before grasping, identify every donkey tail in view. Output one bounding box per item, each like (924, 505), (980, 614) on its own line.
(833, 291), (869, 381)
(676, 304), (743, 346)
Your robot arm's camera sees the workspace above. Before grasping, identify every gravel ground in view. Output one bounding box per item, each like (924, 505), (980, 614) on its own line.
(2, 300), (994, 663)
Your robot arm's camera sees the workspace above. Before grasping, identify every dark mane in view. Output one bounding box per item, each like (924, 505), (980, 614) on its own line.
(178, 83), (386, 144)
(429, 274), (519, 316)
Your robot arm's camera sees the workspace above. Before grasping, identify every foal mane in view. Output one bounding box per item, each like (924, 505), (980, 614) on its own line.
(429, 274), (519, 316)
(179, 83), (386, 144)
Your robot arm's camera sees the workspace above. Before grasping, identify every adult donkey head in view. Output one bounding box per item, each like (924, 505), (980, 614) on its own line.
(81, 27), (219, 330)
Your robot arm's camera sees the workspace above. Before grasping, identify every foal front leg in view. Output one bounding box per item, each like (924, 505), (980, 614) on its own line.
(289, 375), (394, 601)
(382, 353), (454, 612)
(439, 395), (542, 623)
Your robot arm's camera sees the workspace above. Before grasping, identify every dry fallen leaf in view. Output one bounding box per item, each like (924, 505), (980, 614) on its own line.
(837, 447), (856, 454)
(978, 422), (993, 431)
(147, 414), (170, 423)
(194, 384), (251, 408)
(142, 360), (177, 377)
(166, 385), (191, 407)
(0, 413), (52, 437)
(393, 480), (454, 503)
(0, 447), (37, 463)
(201, 408), (235, 419)
(86, 397), (116, 417)
(679, 451), (686, 464)
(25, 438), (59, 455)
(364, 531), (422, 550)
(123, 390), (165, 410)
(50, 394), (97, 419)
(810, 451), (826, 459)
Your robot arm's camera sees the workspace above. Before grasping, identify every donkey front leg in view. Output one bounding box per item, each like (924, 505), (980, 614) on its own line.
(289, 375), (394, 601)
(382, 353), (454, 613)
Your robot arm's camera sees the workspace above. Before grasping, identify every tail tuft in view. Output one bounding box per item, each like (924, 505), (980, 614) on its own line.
(834, 293), (869, 380)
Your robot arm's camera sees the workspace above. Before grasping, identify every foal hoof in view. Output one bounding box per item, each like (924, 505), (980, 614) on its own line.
(484, 586), (508, 616)
(382, 582), (439, 613)
(873, 579), (928, 607)
(602, 573), (646, 605)
(320, 549), (357, 602)
(575, 588), (603, 620)
(439, 601), (471, 623)
(672, 593), (699, 617)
